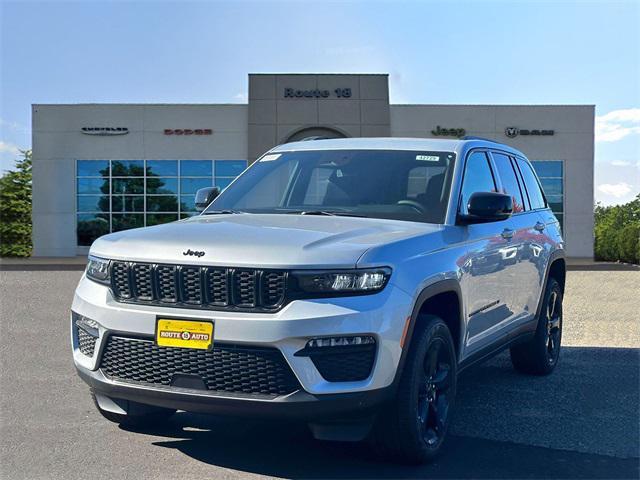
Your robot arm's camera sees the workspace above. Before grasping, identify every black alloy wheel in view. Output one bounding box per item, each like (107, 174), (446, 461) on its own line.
(510, 277), (563, 375)
(418, 338), (453, 447)
(371, 315), (457, 464)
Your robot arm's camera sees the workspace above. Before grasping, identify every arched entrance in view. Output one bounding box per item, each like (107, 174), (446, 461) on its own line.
(285, 126), (347, 143)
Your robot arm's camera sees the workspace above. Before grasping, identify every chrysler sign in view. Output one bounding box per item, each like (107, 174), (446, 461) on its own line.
(81, 127), (128, 136)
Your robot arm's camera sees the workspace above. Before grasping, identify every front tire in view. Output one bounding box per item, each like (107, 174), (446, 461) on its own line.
(371, 315), (457, 464)
(91, 390), (176, 427)
(510, 277), (563, 375)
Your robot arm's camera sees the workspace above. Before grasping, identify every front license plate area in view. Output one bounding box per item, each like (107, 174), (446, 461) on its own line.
(156, 318), (214, 350)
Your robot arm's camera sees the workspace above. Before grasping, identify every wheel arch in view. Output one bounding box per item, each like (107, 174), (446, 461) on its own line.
(390, 279), (464, 390)
(535, 250), (566, 321)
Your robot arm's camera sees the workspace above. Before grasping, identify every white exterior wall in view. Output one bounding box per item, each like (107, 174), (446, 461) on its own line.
(32, 104), (248, 257)
(391, 105), (595, 258)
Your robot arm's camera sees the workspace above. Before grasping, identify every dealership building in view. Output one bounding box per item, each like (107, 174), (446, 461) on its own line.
(32, 73), (595, 258)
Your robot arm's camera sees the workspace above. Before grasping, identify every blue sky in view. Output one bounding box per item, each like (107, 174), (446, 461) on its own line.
(1, 0), (638, 205)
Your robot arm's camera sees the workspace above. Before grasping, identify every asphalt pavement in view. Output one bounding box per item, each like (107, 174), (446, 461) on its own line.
(0, 269), (638, 479)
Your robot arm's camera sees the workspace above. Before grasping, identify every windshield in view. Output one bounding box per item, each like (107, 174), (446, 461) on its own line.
(204, 149), (456, 224)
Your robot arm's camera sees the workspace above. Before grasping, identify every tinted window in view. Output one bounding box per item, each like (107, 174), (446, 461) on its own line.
(460, 151), (496, 214)
(516, 158), (546, 209)
(492, 152), (525, 213)
(207, 150), (456, 224)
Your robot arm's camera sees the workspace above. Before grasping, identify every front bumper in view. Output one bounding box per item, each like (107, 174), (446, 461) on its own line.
(71, 273), (412, 413)
(77, 365), (393, 420)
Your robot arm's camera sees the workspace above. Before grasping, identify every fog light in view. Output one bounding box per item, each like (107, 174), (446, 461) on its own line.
(306, 336), (375, 349)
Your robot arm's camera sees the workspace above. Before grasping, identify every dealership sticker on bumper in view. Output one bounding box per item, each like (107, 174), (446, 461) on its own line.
(156, 319), (214, 350)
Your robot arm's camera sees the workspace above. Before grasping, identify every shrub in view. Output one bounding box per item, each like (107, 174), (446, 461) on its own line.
(0, 150), (32, 257)
(594, 194), (640, 264)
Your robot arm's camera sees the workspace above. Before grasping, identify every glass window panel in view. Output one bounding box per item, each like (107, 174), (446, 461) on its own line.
(180, 160), (212, 177)
(302, 168), (332, 205)
(111, 160), (145, 177)
(460, 152), (497, 214)
(112, 214), (144, 232)
(546, 195), (563, 213)
(214, 177), (235, 191)
(555, 213), (563, 232)
(147, 213), (179, 226)
(180, 195), (197, 212)
(181, 177), (212, 194)
(539, 178), (563, 196)
(146, 160), (178, 177)
(77, 214), (110, 246)
(492, 153), (526, 213)
(77, 196), (109, 212)
(112, 196), (145, 212)
(515, 159), (546, 210)
(531, 161), (563, 178)
(180, 212), (197, 219)
(147, 195), (179, 212)
(215, 160), (246, 177)
(77, 160), (109, 177)
(146, 177), (178, 194)
(112, 178), (144, 194)
(77, 178), (109, 195)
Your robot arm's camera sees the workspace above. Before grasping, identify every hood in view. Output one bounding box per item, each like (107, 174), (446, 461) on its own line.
(91, 214), (442, 268)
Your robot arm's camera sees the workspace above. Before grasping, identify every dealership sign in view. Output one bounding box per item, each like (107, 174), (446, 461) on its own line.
(284, 88), (352, 98)
(431, 125), (466, 138)
(81, 127), (128, 136)
(164, 129), (212, 135)
(505, 127), (554, 138)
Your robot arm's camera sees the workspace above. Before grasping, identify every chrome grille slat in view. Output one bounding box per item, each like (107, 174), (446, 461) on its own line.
(110, 261), (286, 311)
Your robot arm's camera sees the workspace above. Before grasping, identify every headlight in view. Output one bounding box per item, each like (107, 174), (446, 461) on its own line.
(86, 255), (111, 284)
(292, 267), (391, 294)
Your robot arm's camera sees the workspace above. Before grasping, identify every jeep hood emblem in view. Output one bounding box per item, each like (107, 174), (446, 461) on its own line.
(183, 249), (205, 257)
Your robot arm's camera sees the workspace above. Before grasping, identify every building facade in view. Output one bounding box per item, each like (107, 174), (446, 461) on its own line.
(32, 73), (594, 257)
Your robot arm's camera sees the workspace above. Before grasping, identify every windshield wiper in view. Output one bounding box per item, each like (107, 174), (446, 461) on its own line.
(202, 209), (247, 215)
(286, 210), (366, 218)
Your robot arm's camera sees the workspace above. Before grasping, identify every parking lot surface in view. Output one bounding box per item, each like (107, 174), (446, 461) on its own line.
(1, 269), (638, 479)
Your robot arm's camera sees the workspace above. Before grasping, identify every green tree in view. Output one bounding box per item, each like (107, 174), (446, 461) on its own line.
(594, 194), (640, 264)
(0, 149), (32, 257)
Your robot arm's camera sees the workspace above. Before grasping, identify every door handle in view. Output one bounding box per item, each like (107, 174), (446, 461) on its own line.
(534, 221), (546, 232)
(501, 228), (514, 240)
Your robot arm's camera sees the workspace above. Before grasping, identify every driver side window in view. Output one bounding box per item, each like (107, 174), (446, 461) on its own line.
(460, 151), (496, 215)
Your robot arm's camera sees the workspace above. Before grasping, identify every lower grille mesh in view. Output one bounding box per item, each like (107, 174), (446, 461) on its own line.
(99, 336), (301, 397)
(310, 346), (376, 382)
(77, 328), (98, 357)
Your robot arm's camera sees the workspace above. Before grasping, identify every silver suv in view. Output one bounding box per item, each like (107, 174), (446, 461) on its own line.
(72, 137), (565, 464)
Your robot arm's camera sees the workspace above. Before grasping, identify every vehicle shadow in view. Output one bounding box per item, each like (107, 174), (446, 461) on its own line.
(121, 346), (640, 479)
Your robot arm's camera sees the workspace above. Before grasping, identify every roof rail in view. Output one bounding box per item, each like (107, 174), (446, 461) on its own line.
(300, 136), (331, 141)
(460, 136), (500, 143)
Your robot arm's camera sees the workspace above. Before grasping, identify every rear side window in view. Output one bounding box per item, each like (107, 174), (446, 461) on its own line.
(516, 158), (546, 210)
(460, 151), (496, 214)
(491, 152), (526, 213)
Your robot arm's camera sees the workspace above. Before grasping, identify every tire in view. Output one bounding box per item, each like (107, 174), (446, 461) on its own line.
(371, 315), (457, 464)
(510, 277), (563, 375)
(91, 390), (176, 427)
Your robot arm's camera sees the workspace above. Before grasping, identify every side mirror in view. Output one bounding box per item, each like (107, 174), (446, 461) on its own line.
(459, 192), (512, 224)
(195, 187), (220, 212)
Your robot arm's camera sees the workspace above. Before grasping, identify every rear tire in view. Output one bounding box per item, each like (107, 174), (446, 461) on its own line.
(91, 390), (176, 427)
(371, 315), (457, 464)
(510, 277), (563, 375)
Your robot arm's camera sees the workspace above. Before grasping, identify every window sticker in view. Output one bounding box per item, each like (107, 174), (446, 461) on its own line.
(260, 153), (281, 162)
(416, 155), (440, 162)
